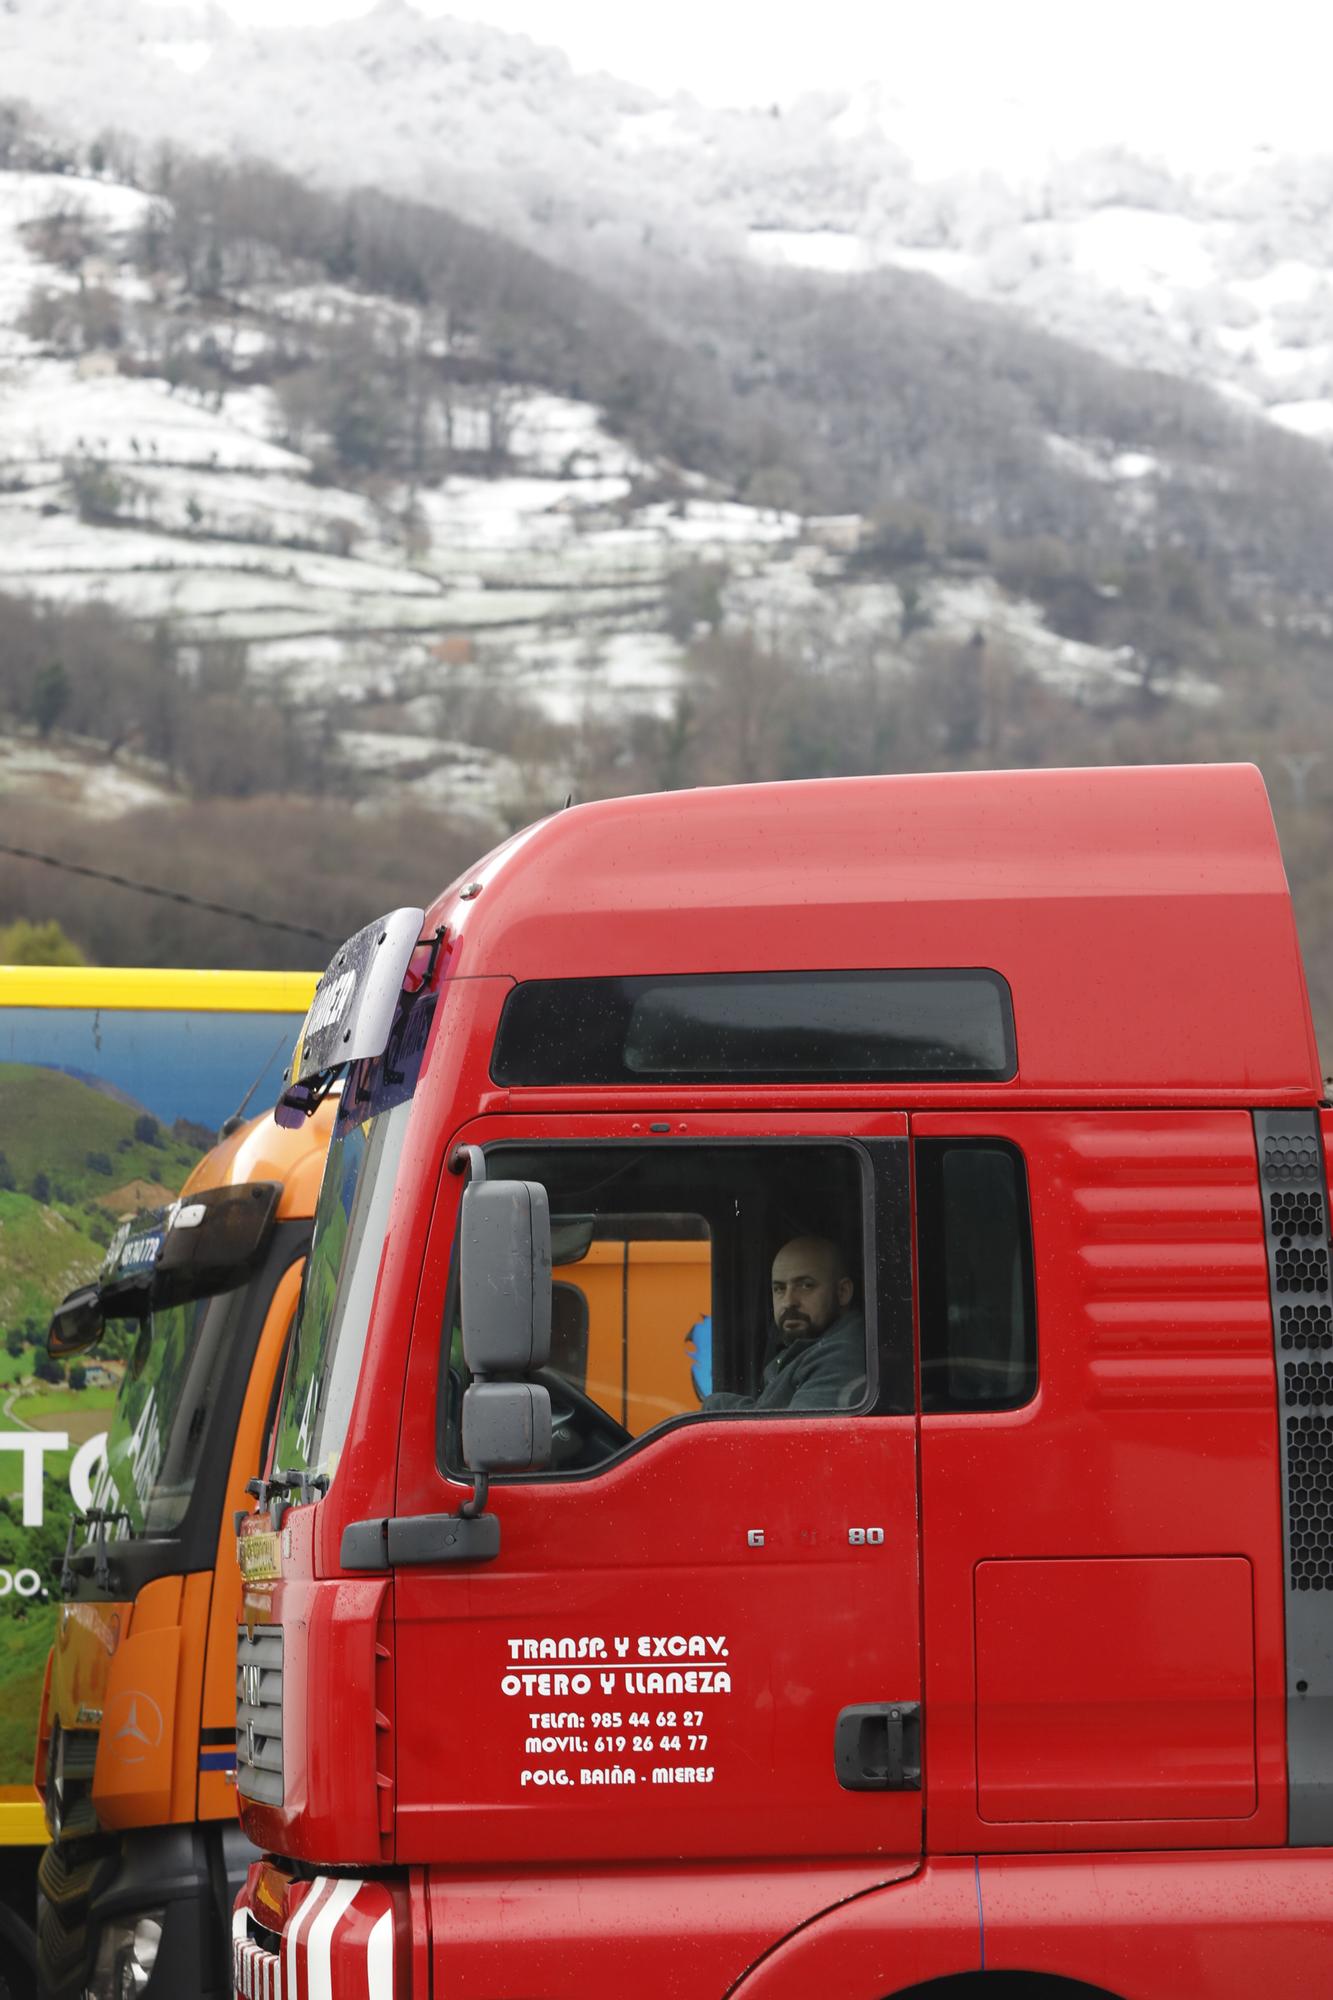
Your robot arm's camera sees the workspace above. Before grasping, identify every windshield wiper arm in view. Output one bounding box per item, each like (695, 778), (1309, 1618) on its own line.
(245, 1468), (329, 1526)
(60, 1507), (131, 1596)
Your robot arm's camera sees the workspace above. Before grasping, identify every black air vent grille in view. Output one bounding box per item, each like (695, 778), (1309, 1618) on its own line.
(1285, 1358), (1333, 1408)
(1271, 1189), (1326, 1238)
(1281, 1287), (1333, 1590)
(1276, 1244), (1329, 1294)
(1287, 1403), (1333, 1591)
(1279, 1302), (1333, 1352)
(1265, 1133), (1321, 1183)
(1254, 1108), (1333, 1842)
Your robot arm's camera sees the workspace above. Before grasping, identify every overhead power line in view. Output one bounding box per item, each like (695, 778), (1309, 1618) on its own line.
(0, 839), (337, 947)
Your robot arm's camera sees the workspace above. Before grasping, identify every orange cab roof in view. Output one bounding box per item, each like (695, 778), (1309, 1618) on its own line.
(425, 764), (1321, 1105)
(181, 1094), (337, 1219)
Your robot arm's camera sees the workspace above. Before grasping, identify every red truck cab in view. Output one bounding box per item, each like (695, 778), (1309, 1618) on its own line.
(234, 765), (1333, 1999)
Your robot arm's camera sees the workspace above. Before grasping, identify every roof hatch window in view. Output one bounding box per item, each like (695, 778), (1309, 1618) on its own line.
(493, 969), (1015, 1086)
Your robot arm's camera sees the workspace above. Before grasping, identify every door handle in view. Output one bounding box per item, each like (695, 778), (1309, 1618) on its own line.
(834, 1702), (921, 1791)
(340, 1513), (501, 1569)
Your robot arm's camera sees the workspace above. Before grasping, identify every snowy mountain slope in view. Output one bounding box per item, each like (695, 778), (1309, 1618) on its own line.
(0, 166), (748, 814)
(8, 0), (1333, 441)
(0, 152), (1188, 829)
(761, 178), (1333, 444)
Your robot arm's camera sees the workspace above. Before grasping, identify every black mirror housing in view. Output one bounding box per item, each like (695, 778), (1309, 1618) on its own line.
(462, 1382), (552, 1471)
(47, 1284), (107, 1358)
(459, 1178), (552, 1376)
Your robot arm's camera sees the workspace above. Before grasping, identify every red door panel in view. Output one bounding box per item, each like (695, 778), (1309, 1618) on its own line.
(913, 1110), (1287, 1854)
(393, 1110), (921, 1871)
(975, 1556), (1256, 1822)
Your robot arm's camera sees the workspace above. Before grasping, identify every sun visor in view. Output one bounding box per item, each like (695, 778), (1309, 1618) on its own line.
(152, 1181), (281, 1305)
(278, 907), (424, 1123)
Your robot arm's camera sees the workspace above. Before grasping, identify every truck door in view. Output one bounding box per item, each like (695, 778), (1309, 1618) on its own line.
(914, 1110), (1289, 1855)
(392, 1111), (922, 1871)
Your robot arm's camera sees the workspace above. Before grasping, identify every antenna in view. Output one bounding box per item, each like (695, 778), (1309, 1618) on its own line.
(219, 1030), (292, 1139)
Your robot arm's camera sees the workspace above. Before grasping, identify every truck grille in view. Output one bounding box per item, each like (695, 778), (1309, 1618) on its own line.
(236, 1625), (284, 1806)
(44, 1721), (99, 1843)
(233, 1926), (285, 1999)
(234, 1875), (395, 2000)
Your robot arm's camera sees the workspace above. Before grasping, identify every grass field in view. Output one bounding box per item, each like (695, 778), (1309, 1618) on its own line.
(0, 1065), (207, 1788)
(0, 1607), (56, 1791)
(0, 1190), (105, 1330)
(0, 1064), (202, 1200)
(9, 1386), (116, 1421)
(0, 1449), (78, 1788)
(9, 1385), (115, 1444)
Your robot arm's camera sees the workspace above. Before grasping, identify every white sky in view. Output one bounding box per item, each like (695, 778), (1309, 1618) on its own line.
(185, 0), (1333, 172)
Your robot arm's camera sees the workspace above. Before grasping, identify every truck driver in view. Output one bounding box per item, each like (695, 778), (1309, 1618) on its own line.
(703, 1234), (867, 1412)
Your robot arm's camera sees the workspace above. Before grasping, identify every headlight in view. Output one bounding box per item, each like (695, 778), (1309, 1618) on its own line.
(83, 1909), (165, 1999)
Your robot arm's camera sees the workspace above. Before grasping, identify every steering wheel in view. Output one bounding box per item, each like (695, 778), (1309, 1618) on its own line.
(534, 1368), (632, 1460)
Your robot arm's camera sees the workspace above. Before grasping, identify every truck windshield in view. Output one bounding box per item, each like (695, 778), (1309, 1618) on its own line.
(94, 1283), (253, 1536)
(271, 1098), (413, 1487)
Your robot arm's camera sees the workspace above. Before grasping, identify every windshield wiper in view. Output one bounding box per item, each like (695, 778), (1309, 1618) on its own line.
(60, 1507), (131, 1596)
(245, 1468), (329, 1527)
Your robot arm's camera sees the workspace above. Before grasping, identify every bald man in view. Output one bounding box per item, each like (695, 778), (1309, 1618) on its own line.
(703, 1235), (867, 1412)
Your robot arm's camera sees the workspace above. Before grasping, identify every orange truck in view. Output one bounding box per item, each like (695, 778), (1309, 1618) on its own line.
(0, 963), (316, 1998)
(35, 1099), (333, 2000)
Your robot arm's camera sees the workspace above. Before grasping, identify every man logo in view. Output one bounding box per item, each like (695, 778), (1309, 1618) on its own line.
(106, 1690), (165, 1766)
(306, 968), (357, 1040)
(243, 1664), (264, 1708)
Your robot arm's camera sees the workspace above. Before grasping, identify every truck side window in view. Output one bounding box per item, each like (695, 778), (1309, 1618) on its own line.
(444, 1141), (887, 1474)
(916, 1140), (1036, 1411)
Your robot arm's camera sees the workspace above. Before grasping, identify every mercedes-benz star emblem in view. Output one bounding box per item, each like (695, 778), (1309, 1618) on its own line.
(107, 1691), (165, 1765)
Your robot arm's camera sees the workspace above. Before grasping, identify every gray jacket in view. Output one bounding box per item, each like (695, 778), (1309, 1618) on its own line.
(703, 1308), (867, 1413)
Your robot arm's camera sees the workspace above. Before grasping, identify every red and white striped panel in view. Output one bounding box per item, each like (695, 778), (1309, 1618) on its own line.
(235, 1875), (396, 2000)
(232, 1900), (284, 2000)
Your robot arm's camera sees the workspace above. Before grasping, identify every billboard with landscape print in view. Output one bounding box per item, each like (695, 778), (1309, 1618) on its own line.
(0, 971), (314, 1808)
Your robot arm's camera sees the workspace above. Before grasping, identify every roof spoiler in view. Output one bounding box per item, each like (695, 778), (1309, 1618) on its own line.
(276, 907), (425, 1127)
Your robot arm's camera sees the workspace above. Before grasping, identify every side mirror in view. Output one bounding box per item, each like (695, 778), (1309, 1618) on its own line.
(459, 1178), (552, 1376)
(462, 1382), (552, 1471)
(47, 1285), (105, 1358)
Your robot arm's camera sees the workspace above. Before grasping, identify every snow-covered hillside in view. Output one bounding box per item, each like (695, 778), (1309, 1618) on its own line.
(0, 148), (1220, 831)
(0, 166), (802, 819)
(8, 0), (1333, 442)
(752, 166), (1333, 445)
